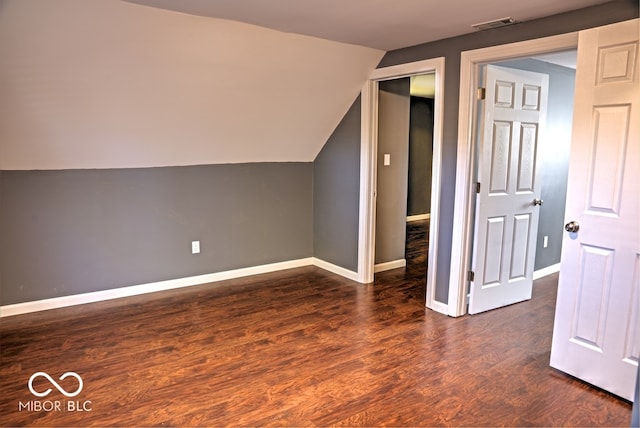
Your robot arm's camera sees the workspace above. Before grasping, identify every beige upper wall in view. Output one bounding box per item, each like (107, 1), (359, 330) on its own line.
(0, 0), (383, 170)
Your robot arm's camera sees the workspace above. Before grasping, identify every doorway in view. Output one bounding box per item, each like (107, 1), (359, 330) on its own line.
(358, 57), (445, 313)
(467, 56), (576, 314)
(374, 77), (412, 273)
(448, 33), (580, 316)
(374, 75), (435, 276)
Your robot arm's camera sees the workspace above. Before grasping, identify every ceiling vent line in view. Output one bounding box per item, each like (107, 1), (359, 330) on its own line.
(471, 17), (517, 31)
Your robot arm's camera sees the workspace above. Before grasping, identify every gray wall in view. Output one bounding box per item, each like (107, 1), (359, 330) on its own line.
(377, 0), (639, 303)
(313, 97), (362, 271)
(407, 96), (434, 216)
(0, 164), (312, 305)
(375, 79), (410, 264)
(1, 1), (636, 307)
(496, 59), (575, 271)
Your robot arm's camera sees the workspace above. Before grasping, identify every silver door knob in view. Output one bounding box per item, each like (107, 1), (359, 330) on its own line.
(533, 198), (544, 206)
(565, 221), (579, 233)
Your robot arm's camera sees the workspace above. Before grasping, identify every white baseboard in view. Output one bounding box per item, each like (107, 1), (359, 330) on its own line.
(0, 258), (315, 318)
(426, 300), (449, 316)
(533, 263), (561, 280)
(311, 258), (359, 282)
(0, 257), (367, 318)
(374, 259), (407, 273)
(407, 213), (430, 222)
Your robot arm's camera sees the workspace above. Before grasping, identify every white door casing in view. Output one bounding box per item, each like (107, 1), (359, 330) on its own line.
(550, 18), (639, 402)
(450, 32), (578, 317)
(359, 58), (446, 314)
(468, 65), (549, 314)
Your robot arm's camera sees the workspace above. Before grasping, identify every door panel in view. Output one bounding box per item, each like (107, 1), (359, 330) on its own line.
(511, 214), (531, 279)
(573, 244), (613, 349)
(517, 124), (537, 191)
(588, 105), (629, 213)
(550, 19), (639, 401)
(469, 65), (549, 314)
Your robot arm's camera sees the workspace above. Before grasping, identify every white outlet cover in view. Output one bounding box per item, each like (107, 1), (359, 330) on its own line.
(192, 241), (200, 254)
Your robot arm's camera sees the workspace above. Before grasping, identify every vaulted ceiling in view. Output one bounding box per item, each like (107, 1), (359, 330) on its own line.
(0, 0), (611, 169)
(0, 0), (383, 169)
(125, 0), (612, 50)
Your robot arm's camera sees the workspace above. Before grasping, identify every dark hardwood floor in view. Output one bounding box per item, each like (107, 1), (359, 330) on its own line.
(405, 218), (429, 270)
(0, 223), (632, 427)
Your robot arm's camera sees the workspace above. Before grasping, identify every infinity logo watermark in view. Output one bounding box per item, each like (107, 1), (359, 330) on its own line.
(19, 371), (92, 413)
(28, 372), (83, 398)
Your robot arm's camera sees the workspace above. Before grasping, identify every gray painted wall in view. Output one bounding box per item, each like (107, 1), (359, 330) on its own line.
(313, 97), (361, 271)
(376, 79), (410, 264)
(1, 2), (636, 308)
(496, 59), (575, 271)
(377, 0), (639, 303)
(0, 164), (312, 305)
(407, 96), (434, 216)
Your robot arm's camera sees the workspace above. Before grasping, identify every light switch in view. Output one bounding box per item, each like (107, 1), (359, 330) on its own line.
(383, 154), (391, 166)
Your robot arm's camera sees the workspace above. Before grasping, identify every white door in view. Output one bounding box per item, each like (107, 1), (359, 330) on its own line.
(468, 65), (549, 314)
(550, 19), (639, 402)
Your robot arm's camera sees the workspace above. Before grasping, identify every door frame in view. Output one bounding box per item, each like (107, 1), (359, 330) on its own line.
(448, 32), (579, 316)
(358, 57), (446, 314)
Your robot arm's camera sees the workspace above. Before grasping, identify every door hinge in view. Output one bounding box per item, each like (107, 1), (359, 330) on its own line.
(477, 87), (486, 100)
(475, 182), (481, 193)
(468, 270), (475, 282)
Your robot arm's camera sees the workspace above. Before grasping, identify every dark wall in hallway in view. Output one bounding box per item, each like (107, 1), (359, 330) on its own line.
(407, 96), (434, 217)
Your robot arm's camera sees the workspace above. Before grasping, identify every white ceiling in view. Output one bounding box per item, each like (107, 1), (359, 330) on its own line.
(0, 0), (384, 169)
(533, 50), (578, 69)
(0, 0), (598, 169)
(125, 0), (612, 51)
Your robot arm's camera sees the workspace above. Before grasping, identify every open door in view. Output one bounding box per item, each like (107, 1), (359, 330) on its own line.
(468, 65), (549, 314)
(550, 19), (639, 402)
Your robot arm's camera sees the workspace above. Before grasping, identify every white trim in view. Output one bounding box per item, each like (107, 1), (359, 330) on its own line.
(369, 59), (443, 81)
(312, 257), (359, 281)
(359, 57), (445, 313)
(448, 32), (579, 317)
(407, 213), (430, 222)
(533, 263), (561, 280)
(428, 300), (450, 316)
(374, 259), (407, 273)
(357, 79), (378, 284)
(0, 257), (366, 317)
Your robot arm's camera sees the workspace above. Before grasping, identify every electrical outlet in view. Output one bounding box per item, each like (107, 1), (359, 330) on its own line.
(543, 236), (548, 248)
(383, 154), (391, 166)
(191, 241), (200, 254)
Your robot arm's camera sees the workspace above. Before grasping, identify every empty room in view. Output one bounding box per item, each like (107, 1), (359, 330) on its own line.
(1, 0), (638, 426)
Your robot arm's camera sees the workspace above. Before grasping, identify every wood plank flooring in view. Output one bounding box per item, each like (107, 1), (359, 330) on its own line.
(0, 223), (632, 426)
(405, 218), (429, 268)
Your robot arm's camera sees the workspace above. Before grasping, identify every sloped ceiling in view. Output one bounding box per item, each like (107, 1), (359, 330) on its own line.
(125, 0), (613, 51)
(0, 0), (383, 169)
